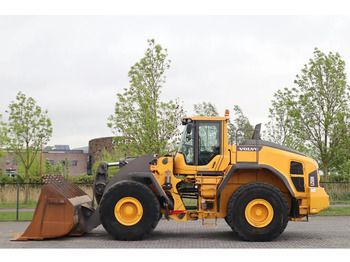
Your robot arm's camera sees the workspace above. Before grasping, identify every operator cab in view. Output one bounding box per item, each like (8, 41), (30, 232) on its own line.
(178, 120), (221, 166)
(174, 114), (230, 175)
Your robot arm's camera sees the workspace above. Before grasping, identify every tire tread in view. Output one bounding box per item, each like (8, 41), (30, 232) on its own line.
(227, 181), (289, 241)
(99, 180), (160, 241)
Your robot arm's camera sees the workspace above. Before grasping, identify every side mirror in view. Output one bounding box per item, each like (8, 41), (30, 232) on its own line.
(186, 123), (193, 134)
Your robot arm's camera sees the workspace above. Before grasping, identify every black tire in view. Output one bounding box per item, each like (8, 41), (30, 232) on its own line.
(99, 180), (160, 240)
(224, 216), (229, 225)
(226, 181), (289, 241)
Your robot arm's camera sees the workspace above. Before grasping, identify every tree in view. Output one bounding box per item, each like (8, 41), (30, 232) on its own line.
(264, 89), (306, 151)
(266, 48), (350, 181)
(0, 114), (7, 159)
(17, 154), (41, 178)
(264, 89), (289, 145)
(328, 127), (350, 176)
(228, 105), (254, 144)
(108, 39), (185, 156)
(193, 102), (219, 116)
(44, 158), (55, 175)
(193, 102), (253, 145)
(2, 92), (53, 202)
(92, 146), (124, 177)
(55, 157), (70, 177)
(0, 116), (4, 175)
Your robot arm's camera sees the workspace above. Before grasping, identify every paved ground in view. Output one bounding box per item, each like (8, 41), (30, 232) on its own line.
(0, 216), (349, 248)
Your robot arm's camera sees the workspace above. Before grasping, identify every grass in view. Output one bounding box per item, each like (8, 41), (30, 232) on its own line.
(312, 206), (350, 216)
(0, 200), (38, 209)
(329, 200), (350, 205)
(0, 212), (34, 221)
(321, 183), (350, 202)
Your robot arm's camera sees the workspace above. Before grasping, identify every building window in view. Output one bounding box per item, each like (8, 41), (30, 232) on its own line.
(6, 160), (10, 165)
(6, 169), (16, 177)
(72, 160), (78, 166)
(49, 160), (54, 165)
(12, 160), (17, 165)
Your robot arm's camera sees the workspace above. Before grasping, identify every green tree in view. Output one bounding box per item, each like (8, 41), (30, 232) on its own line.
(0, 114), (7, 159)
(264, 89), (306, 151)
(64, 157), (69, 176)
(57, 157), (70, 177)
(1, 92), (53, 202)
(55, 162), (64, 177)
(92, 146), (124, 177)
(228, 105), (254, 144)
(267, 48), (350, 181)
(17, 154), (41, 178)
(193, 102), (253, 145)
(108, 39), (185, 156)
(44, 158), (55, 174)
(193, 102), (219, 116)
(16, 155), (70, 178)
(329, 130), (350, 176)
(264, 89), (289, 145)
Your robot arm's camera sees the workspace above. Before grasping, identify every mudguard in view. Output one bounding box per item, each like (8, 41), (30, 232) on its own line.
(86, 154), (158, 232)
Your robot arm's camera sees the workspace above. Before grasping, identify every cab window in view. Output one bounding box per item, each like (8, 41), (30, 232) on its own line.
(178, 124), (194, 165)
(198, 122), (221, 165)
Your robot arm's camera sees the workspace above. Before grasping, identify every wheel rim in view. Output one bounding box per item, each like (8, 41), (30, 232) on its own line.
(245, 199), (274, 228)
(114, 197), (143, 226)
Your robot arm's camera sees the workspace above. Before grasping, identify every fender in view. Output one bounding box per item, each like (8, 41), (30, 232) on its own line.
(217, 163), (295, 212)
(129, 172), (174, 210)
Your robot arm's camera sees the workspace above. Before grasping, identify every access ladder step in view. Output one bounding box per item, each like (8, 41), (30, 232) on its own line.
(202, 217), (217, 226)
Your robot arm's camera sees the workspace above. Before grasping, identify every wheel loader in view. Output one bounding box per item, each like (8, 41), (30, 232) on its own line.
(13, 110), (329, 242)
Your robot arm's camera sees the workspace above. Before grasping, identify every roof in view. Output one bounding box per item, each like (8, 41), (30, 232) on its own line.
(182, 116), (230, 122)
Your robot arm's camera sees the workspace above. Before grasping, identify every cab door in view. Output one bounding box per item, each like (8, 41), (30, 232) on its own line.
(174, 120), (228, 174)
(196, 121), (222, 172)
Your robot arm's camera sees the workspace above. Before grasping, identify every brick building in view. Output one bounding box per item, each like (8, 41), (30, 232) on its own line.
(43, 145), (92, 176)
(1, 136), (131, 177)
(0, 145), (92, 177)
(0, 152), (17, 177)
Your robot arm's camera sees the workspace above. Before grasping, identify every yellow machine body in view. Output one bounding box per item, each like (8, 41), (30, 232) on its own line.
(150, 114), (329, 223)
(16, 112), (329, 242)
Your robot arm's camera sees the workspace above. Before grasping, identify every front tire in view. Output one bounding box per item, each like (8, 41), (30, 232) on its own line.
(226, 182), (289, 241)
(99, 180), (160, 240)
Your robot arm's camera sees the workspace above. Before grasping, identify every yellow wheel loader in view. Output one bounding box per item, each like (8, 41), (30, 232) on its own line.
(13, 110), (329, 242)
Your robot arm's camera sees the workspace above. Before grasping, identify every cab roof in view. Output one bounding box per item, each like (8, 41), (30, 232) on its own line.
(182, 115), (230, 124)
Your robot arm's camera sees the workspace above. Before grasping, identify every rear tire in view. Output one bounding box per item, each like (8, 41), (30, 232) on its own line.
(99, 180), (160, 240)
(226, 182), (289, 241)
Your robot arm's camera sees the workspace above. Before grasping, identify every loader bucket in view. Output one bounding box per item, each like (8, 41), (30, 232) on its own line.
(12, 174), (94, 241)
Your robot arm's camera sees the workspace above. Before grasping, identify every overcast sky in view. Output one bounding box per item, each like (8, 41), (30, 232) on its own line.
(1, 14), (350, 148)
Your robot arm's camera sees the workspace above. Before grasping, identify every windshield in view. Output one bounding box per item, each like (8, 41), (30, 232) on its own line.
(177, 124), (194, 165)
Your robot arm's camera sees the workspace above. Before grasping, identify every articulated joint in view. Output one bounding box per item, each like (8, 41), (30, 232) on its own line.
(94, 162), (109, 204)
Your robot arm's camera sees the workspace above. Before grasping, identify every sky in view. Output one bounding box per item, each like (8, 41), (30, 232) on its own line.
(1, 3), (350, 149)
